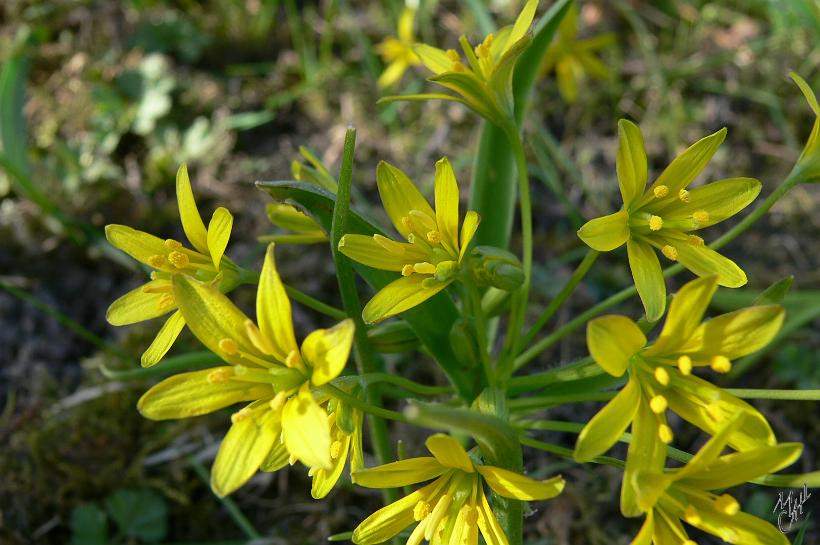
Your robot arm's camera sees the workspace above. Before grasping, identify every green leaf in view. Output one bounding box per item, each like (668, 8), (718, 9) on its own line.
(70, 504), (108, 545)
(753, 276), (793, 306)
(257, 181), (477, 399)
(105, 488), (168, 543)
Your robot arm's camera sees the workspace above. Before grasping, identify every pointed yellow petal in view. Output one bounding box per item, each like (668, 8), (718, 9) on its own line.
(650, 128), (727, 196)
(627, 239), (666, 321)
(629, 511), (654, 545)
(507, 0), (538, 49)
(105, 224), (169, 266)
(398, 7), (415, 44)
(679, 304), (784, 360)
(211, 409), (280, 497)
(257, 244), (299, 360)
(672, 411), (747, 482)
(352, 480), (440, 545)
(679, 443), (803, 490)
(587, 315), (645, 376)
(377, 161), (436, 238)
(577, 210), (629, 251)
(362, 274), (450, 324)
(617, 119), (648, 209)
(378, 59), (409, 88)
(176, 163), (209, 254)
(434, 157), (460, 253)
(282, 386), (332, 470)
(206, 206), (233, 269)
(425, 434), (474, 472)
(352, 457), (446, 488)
(556, 58), (580, 104)
(412, 44), (452, 75)
(683, 493), (789, 545)
(311, 432), (351, 499)
(647, 276), (718, 356)
(575, 376), (641, 461)
(338, 234), (425, 271)
(791, 72), (820, 115)
(656, 177), (761, 229)
(458, 211), (480, 262)
(621, 399), (668, 517)
(477, 466), (564, 501)
(260, 440), (290, 472)
(304, 319), (354, 386)
(106, 280), (175, 325)
(141, 310), (185, 367)
(476, 488), (509, 545)
(673, 242), (747, 288)
(137, 367), (271, 420)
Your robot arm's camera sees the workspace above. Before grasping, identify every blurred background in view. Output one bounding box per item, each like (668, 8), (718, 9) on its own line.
(0, 1), (817, 544)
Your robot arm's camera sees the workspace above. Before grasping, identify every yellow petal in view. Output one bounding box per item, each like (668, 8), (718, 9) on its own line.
(425, 434), (474, 472)
(257, 244), (299, 360)
(678, 305), (784, 360)
(621, 399), (667, 517)
(362, 274), (450, 324)
(304, 319), (355, 386)
(311, 432), (351, 499)
(137, 367), (271, 420)
(434, 157), (460, 254)
(282, 386), (332, 470)
(412, 44), (452, 75)
(176, 163), (209, 254)
(105, 224), (169, 266)
(627, 239), (666, 321)
(577, 209), (629, 251)
(476, 488), (509, 545)
(477, 466), (564, 501)
(106, 280), (175, 325)
(507, 0), (539, 50)
(575, 376), (641, 461)
(647, 276), (718, 356)
(587, 315), (645, 377)
(352, 457), (446, 488)
(206, 206), (233, 269)
(629, 511), (654, 545)
(458, 210), (481, 262)
(260, 440), (290, 472)
(679, 442), (803, 490)
(791, 72), (820, 115)
(683, 493), (789, 545)
(376, 161), (436, 238)
(378, 59), (409, 88)
(556, 58), (579, 104)
(616, 119), (648, 209)
(655, 177), (761, 229)
(398, 7), (415, 44)
(672, 411), (747, 482)
(673, 242), (747, 288)
(140, 310), (185, 367)
(211, 409), (280, 497)
(338, 234), (425, 271)
(352, 480), (440, 545)
(650, 128), (727, 196)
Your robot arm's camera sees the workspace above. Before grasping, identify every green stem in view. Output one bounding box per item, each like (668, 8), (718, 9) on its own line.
(508, 392), (614, 411)
(101, 351), (222, 381)
(466, 279), (495, 386)
(321, 384), (408, 424)
(329, 127), (397, 503)
(284, 285), (346, 320)
(724, 388), (820, 401)
(519, 250), (598, 352)
(507, 357), (603, 394)
(188, 457), (261, 540)
(357, 373), (453, 397)
(519, 436), (624, 468)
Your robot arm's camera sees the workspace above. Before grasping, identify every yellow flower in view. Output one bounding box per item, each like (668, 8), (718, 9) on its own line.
(789, 72), (820, 184)
(309, 393), (365, 499)
(352, 434), (564, 545)
(390, 0), (539, 127)
(137, 244), (355, 497)
(540, 4), (615, 103)
(105, 164), (239, 366)
(376, 6), (421, 88)
(578, 120), (761, 320)
(574, 276), (785, 513)
(627, 413), (801, 545)
(338, 158), (480, 323)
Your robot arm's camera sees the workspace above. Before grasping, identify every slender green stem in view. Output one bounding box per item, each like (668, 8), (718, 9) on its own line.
(519, 250), (599, 352)
(321, 384), (408, 424)
(357, 373), (453, 396)
(519, 436), (625, 468)
(329, 127), (397, 503)
(466, 279), (495, 386)
(508, 392), (614, 411)
(724, 388), (820, 401)
(101, 351), (222, 381)
(283, 285), (346, 320)
(507, 357), (602, 394)
(188, 457), (261, 540)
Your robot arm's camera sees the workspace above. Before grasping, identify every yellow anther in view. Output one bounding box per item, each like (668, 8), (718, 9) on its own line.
(706, 401), (723, 422)
(218, 338), (239, 355)
(654, 366), (670, 386)
(650, 395), (668, 414)
(425, 494), (452, 540)
(402, 264), (415, 277)
(653, 185), (669, 198)
(677, 355), (693, 375)
(687, 235), (705, 246)
(426, 230), (441, 244)
(401, 216), (414, 232)
(692, 210), (710, 224)
(413, 500), (431, 521)
(168, 250), (190, 269)
(661, 245), (678, 261)
(714, 494), (740, 515)
(413, 262), (437, 275)
(245, 319), (275, 356)
(330, 440), (343, 460)
(157, 293), (175, 310)
(482, 33), (494, 48)
(451, 61), (468, 72)
(658, 424), (673, 444)
(148, 255), (167, 268)
(207, 369), (231, 384)
(446, 49), (460, 62)
(710, 355), (732, 373)
(475, 44), (489, 59)
(683, 505), (701, 525)
(678, 189), (690, 202)
(164, 239), (183, 250)
(230, 407), (251, 424)
(649, 215), (664, 231)
(285, 349), (302, 368)
(270, 391), (288, 412)
(142, 283), (172, 294)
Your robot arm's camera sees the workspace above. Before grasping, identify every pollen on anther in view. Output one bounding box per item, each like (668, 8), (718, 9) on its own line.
(658, 424), (673, 444)
(653, 185), (669, 198)
(714, 494), (740, 516)
(330, 440), (343, 460)
(649, 215), (664, 231)
(168, 251), (190, 269)
(414, 262), (437, 275)
(401, 216), (414, 231)
(692, 210), (710, 224)
(678, 189), (690, 202)
(661, 245), (678, 261)
(677, 355), (693, 375)
(687, 235), (705, 247)
(683, 505), (701, 525)
(285, 349), (302, 368)
(710, 355), (732, 373)
(426, 230), (441, 244)
(402, 264), (415, 277)
(654, 366), (670, 386)
(218, 338), (239, 355)
(207, 369), (231, 384)
(413, 500), (431, 521)
(164, 239), (183, 250)
(650, 395), (668, 414)
(230, 408), (251, 424)
(148, 255), (167, 268)
(157, 293), (175, 310)
(446, 49), (460, 62)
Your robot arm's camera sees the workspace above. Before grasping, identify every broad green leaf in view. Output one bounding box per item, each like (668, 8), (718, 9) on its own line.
(70, 504), (108, 545)
(104, 488), (168, 543)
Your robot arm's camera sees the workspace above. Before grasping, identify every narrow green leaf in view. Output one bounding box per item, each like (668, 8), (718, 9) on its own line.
(753, 276), (794, 306)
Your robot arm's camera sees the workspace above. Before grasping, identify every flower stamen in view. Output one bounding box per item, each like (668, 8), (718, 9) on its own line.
(653, 185), (669, 198)
(661, 245), (678, 261)
(649, 215), (664, 231)
(710, 355), (732, 373)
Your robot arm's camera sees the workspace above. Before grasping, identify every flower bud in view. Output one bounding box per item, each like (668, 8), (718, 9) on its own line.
(367, 321), (420, 353)
(468, 246), (525, 291)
